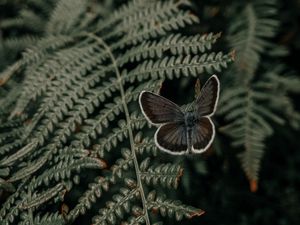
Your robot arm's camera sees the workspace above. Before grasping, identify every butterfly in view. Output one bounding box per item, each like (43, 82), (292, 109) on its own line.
(139, 75), (220, 155)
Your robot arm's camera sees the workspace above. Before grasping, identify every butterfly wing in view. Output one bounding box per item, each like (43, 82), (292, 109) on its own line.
(196, 75), (220, 117)
(139, 91), (184, 125)
(155, 122), (188, 155)
(191, 117), (215, 154)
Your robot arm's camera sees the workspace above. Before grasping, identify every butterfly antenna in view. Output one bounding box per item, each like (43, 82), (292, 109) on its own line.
(187, 78), (201, 112)
(195, 78), (201, 99)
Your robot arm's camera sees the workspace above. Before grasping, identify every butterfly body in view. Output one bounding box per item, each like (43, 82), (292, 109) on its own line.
(184, 111), (196, 154)
(184, 111), (196, 127)
(139, 75), (220, 155)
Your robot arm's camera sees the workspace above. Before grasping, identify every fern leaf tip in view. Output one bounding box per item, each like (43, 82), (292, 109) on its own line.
(187, 209), (205, 218)
(249, 179), (258, 192)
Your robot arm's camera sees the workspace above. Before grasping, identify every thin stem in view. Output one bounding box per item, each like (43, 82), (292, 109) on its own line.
(87, 33), (151, 225)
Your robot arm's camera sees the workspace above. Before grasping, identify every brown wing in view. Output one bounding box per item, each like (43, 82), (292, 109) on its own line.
(195, 75), (220, 117)
(191, 117), (215, 154)
(154, 122), (188, 155)
(139, 91), (184, 125)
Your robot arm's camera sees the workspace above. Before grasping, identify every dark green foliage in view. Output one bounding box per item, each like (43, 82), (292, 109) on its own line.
(218, 0), (300, 186)
(1, 0), (300, 225)
(0, 0), (232, 224)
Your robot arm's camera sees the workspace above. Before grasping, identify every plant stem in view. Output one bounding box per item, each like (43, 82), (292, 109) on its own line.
(87, 33), (151, 225)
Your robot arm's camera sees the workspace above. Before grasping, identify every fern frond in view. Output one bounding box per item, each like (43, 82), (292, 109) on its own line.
(140, 158), (183, 188)
(219, 84), (287, 182)
(0, 185), (22, 221)
(102, 0), (182, 41)
(0, 0), (232, 223)
(147, 191), (205, 221)
(20, 213), (65, 225)
(20, 183), (65, 209)
(94, 0), (152, 33)
(127, 52), (233, 81)
(0, 142), (38, 167)
(92, 186), (140, 225)
(0, 140), (23, 157)
(92, 115), (146, 157)
(67, 177), (109, 220)
(7, 151), (50, 182)
(111, 10), (199, 50)
(122, 215), (145, 225)
(21, 35), (76, 65)
(10, 43), (106, 116)
(228, 0), (279, 81)
(30, 154), (107, 189)
(0, 9), (45, 32)
(109, 149), (135, 182)
(118, 32), (221, 66)
(0, 35), (39, 57)
(134, 134), (158, 156)
(46, 0), (88, 35)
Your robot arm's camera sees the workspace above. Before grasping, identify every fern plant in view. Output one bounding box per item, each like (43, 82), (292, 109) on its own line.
(0, 0), (233, 224)
(218, 0), (300, 191)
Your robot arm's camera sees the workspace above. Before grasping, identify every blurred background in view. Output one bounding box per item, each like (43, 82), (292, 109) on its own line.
(0, 0), (299, 224)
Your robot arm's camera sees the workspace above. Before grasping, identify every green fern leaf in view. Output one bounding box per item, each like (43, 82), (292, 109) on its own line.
(147, 191), (205, 221)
